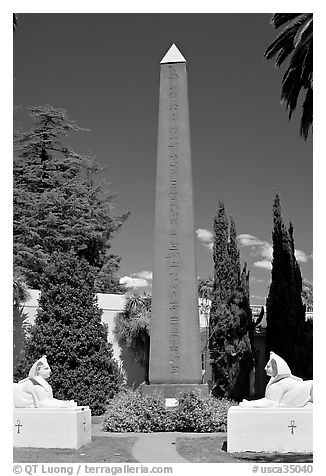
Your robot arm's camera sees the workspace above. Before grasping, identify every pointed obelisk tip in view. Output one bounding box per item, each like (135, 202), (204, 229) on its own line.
(160, 43), (186, 64)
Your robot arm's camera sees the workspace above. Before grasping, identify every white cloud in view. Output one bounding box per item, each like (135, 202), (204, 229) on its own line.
(237, 234), (265, 247)
(254, 260), (272, 270)
(295, 249), (308, 263)
(198, 230), (310, 266)
(238, 233), (273, 271)
(196, 228), (214, 252)
(196, 228), (213, 243)
(119, 276), (149, 288)
(238, 234), (272, 258)
(133, 270), (153, 280)
(260, 243), (273, 260)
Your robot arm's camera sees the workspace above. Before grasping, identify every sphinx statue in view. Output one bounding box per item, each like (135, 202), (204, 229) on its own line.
(239, 351), (313, 408)
(13, 356), (77, 408)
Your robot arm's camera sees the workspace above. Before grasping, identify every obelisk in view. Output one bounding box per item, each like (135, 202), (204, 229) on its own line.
(143, 44), (208, 398)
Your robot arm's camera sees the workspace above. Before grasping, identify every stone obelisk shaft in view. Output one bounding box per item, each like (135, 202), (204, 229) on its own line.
(149, 45), (202, 387)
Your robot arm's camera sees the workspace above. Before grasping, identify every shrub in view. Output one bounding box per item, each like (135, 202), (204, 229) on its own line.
(176, 391), (237, 432)
(102, 389), (236, 432)
(102, 389), (175, 432)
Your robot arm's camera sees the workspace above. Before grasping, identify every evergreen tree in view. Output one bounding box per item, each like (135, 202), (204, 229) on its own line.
(14, 105), (129, 290)
(266, 193), (308, 378)
(14, 252), (120, 415)
(228, 217), (241, 292)
(209, 202), (254, 400)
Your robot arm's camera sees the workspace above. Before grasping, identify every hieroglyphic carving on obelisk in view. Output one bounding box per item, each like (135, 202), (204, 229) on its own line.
(146, 44), (206, 395)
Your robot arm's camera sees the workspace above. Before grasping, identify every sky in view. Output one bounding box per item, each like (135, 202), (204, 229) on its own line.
(13, 12), (313, 305)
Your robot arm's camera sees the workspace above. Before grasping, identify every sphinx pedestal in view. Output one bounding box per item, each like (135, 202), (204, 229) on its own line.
(13, 406), (91, 449)
(227, 406), (313, 453)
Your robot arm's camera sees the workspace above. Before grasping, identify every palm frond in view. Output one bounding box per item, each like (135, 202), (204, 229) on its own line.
(300, 87), (313, 139)
(271, 13), (302, 29)
(265, 16), (311, 66)
(281, 32), (312, 116)
(294, 17), (313, 47)
(13, 272), (31, 306)
(265, 13), (313, 139)
(13, 13), (18, 33)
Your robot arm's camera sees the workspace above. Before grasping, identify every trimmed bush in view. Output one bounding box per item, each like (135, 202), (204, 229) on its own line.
(102, 389), (175, 432)
(176, 391), (236, 432)
(102, 389), (237, 432)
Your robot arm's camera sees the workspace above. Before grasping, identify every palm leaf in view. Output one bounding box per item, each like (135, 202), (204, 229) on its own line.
(265, 13), (313, 139)
(300, 87), (313, 139)
(294, 16), (312, 47)
(271, 13), (302, 29)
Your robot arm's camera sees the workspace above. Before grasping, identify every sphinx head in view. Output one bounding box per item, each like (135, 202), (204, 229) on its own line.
(29, 355), (52, 380)
(264, 352), (291, 378)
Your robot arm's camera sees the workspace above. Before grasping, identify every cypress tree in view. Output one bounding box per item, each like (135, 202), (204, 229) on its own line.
(209, 202), (254, 400)
(228, 217), (241, 292)
(14, 251), (120, 415)
(266, 193), (307, 377)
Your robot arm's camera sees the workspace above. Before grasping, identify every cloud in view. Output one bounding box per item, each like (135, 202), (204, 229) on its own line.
(237, 234), (265, 247)
(238, 234), (272, 259)
(196, 228), (214, 251)
(295, 250), (308, 263)
(253, 260), (272, 270)
(119, 270), (153, 289)
(198, 230), (310, 266)
(133, 270), (153, 280)
(196, 228), (213, 243)
(119, 276), (149, 289)
(260, 243), (273, 260)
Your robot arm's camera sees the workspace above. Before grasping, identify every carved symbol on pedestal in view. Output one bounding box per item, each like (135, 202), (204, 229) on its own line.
(288, 420), (297, 435)
(15, 419), (22, 434)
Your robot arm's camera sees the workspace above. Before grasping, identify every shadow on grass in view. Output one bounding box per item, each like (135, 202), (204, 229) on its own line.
(13, 436), (138, 463)
(176, 436), (313, 463)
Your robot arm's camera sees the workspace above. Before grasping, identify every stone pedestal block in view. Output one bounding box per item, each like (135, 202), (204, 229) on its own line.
(13, 406), (91, 449)
(227, 406), (313, 453)
(141, 382), (209, 399)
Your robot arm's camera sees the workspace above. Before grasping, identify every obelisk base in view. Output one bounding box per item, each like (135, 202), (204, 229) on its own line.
(140, 383), (209, 399)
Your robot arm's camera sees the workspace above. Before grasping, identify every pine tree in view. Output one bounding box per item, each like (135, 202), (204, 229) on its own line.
(14, 251), (120, 415)
(14, 105), (129, 289)
(209, 202), (254, 400)
(266, 194), (308, 377)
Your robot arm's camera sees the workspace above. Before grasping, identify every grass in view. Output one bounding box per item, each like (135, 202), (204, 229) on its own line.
(176, 436), (313, 463)
(13, 436), (138, 463)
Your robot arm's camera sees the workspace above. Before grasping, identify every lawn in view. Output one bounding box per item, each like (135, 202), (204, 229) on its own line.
(176, 436), (313, 463)
(13, 436), (138, 463)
